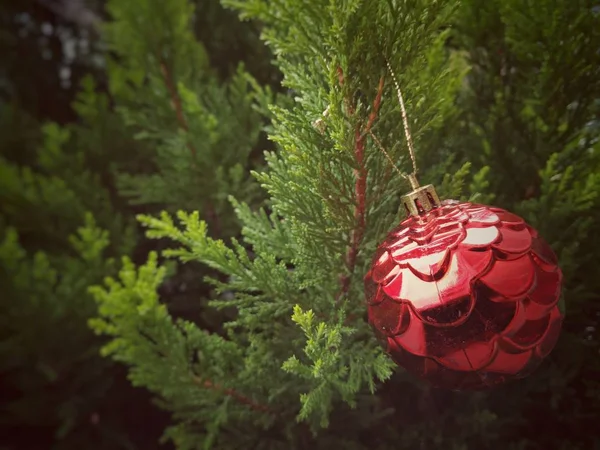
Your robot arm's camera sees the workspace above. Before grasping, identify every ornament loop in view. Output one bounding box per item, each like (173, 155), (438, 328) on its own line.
(400, 184), (441, 216)
(407, 173), (420, 190)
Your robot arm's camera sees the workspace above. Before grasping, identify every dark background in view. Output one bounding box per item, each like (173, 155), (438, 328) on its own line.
(0, 0), (278, 448)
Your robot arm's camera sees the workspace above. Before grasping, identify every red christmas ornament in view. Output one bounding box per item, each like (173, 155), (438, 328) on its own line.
(364, 179), (563, 390)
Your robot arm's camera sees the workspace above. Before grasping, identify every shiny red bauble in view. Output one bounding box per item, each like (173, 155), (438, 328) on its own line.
(364, 199), (563, 390)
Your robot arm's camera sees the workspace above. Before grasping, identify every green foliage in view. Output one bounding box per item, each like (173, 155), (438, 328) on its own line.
(190, 0), (279, 85)
(0, 84), (139, 253)
(0, 88), (137, 447)
(282, 305), (393, 428)
(451, 0), (600, 206)
(0, 215), (134, 448)
(89, 253), (269, 450)
(104, 0), (274, 238)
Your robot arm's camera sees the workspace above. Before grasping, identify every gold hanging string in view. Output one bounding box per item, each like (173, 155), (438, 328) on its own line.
(368, 130), (405, 178)
(385, 57), (418, 177)
(368, 57), (420, 189)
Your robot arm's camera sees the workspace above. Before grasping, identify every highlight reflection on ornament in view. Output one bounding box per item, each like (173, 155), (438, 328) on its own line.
(365, 198), (563, 390)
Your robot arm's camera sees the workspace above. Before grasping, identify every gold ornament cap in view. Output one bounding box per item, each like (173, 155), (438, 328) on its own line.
(400, 173), (441, 216)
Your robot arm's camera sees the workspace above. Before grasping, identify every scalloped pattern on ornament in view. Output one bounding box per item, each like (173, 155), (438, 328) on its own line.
(365, 201), (563, 390)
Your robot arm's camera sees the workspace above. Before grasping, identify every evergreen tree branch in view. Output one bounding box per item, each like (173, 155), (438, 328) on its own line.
(337, 73), (385, 302)
(159, 59), (196, 160)
(191, 375), (272, 414)
(158, 59), (221, 235)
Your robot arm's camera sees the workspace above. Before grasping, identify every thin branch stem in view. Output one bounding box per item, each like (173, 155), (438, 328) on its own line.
(385, 58), (418, 176)
(158, 59), (221, 236)
(159, 60), (197, 161)
(192, 375), (272, 413)
(336, 73), (385, 302)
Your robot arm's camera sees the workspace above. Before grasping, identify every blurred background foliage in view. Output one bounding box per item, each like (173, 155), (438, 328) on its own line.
(0, 0), (278, 448)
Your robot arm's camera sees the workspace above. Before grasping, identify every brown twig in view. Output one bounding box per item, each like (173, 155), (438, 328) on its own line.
(159, 60), (196, 160)
(365, 76), (385, 133)
(336, 66), (345, 86)
(336, 73), (385, 303)
(158, 59), (221, 236)
(192, 375), (272, 413)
